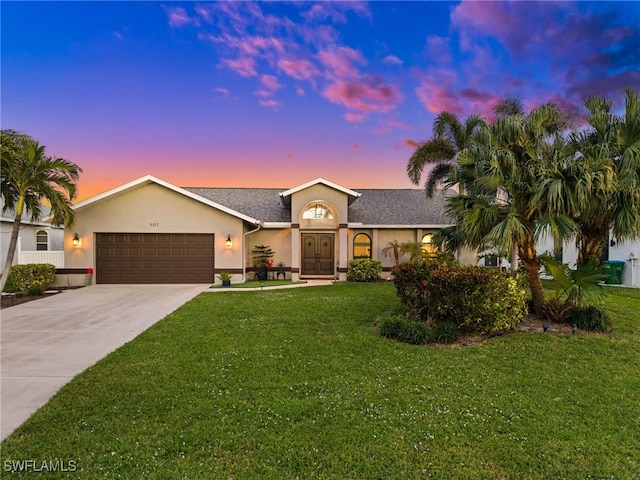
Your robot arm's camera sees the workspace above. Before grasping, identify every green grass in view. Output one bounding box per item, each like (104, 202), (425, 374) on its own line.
(2, 283), (639, 479)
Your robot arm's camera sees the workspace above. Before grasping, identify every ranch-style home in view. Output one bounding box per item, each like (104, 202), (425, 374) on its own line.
(59, 174), (640, 287)
(62, 175), (474, 285)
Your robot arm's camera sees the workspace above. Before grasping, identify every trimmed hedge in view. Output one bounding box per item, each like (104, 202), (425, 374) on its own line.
(347, 258), (382, 282)
(392, 262), (528, 335)
(10, 263), (56, 296)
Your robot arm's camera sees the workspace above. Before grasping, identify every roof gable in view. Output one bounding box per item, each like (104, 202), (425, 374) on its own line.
(72, 175), (259, 224)
(279, 178), (360, 206)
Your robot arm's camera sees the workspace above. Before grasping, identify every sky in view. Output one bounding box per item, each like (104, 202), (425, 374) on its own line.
(2, 1), (639, 202)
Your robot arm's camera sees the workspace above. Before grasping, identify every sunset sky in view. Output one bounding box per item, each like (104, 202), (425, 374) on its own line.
(2, 1), (639, 201)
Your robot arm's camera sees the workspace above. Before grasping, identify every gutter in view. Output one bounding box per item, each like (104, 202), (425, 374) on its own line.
(242, 221), (262, 281)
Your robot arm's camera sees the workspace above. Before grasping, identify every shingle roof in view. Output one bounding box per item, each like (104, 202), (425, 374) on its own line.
(184, 187), (451, 226)
(184, 188), (291, 222)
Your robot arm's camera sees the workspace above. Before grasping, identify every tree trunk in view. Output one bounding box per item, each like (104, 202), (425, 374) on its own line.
(578, 234), (607, 266)
(0, 211), (23, 292)
(518, 237), (545, 316)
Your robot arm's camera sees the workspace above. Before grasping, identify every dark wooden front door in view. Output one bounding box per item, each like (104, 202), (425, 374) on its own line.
(301, 233), (334, 276)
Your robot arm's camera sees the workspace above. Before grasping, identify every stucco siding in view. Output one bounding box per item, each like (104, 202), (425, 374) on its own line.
(65, 182), (245, 273)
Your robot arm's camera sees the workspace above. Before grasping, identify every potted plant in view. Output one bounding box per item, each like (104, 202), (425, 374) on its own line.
(218, 271), (232, 287)
(251, 244), (275, 281)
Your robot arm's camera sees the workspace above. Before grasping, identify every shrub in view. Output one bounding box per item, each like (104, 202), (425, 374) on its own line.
(347, 258), (382, 282)
(392, 263), (528, 335)
(432, 323), (459, 344)
(378, 315), (432, 345)
(567, 305), (612, 332)
(10, 263), (56, 296)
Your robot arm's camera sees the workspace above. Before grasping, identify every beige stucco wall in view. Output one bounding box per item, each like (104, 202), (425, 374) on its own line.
(65, 182), (246, 281)
(245, 228), (291, 269)
(291, 184), (348, 225)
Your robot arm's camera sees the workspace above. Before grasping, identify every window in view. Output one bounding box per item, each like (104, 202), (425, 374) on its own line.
(353, 233), (371, 258)
(302, 203), (334, 220)
(36, 230), (49, 251)
(484, 254), (499, 267)
(421, 233), (438, 258)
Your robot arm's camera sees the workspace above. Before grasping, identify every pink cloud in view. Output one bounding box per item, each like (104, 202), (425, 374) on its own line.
(318, 46), (366, 79)
(425, 35), (451, 65)
(278, 59), (320, 81)
(403, 139), (421, 149)
(323, 76), (402, 113)
(345, 112), (366, 122)
(219, 57), (257, 77)
(259, 99), (281, 109)
(261, 74), (282, 91)
(213, 87), (229, 97)
(163, 6), (197, 28)
(254, 90), (272, 98)
(382, 55), (403, 66)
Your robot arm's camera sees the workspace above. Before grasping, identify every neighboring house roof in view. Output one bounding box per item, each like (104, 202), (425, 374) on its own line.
(0, 203), (60, 227)
(72, 175), (260, 224)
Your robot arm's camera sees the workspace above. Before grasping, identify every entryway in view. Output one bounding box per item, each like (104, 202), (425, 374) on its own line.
(301, 233), (334, 276)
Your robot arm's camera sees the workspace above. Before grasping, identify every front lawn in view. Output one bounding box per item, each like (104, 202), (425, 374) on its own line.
(2, 283), (639, 478)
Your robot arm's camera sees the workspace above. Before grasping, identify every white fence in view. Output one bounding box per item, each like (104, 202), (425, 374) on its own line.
(18, 250), (65, 268)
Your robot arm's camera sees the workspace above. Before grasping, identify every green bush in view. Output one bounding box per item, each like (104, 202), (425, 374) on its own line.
(567, 305), (612, 332)
(10, 263), (56, 296)
(392, 263), (528, 335)
(347, 258), (382, 282)
(378, 315), (433, 345)
(432, 322), (459, 344)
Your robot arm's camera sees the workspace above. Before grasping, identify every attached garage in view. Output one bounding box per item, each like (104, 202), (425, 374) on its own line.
(96, 233), (214, 284)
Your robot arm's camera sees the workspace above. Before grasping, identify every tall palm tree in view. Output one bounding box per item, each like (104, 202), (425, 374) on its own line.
(1, 130), (82, 291)
(406, 111), (485, 197)
(444, 104), (573, 315)
(571, 89), (640, 265)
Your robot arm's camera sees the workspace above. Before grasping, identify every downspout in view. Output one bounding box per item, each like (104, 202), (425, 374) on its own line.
(243, 221), (262, 281)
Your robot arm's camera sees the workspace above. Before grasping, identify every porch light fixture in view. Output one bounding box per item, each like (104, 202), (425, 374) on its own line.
(225, 234), (232, 248)
(72, 233), (80, 247)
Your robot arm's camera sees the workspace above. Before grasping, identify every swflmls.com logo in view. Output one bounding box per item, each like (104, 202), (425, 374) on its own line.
(4, 459), (77, 473)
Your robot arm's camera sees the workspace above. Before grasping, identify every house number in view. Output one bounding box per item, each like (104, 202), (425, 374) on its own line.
(150, 222), (159, 227)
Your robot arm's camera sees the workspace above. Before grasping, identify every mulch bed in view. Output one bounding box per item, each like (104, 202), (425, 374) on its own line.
(1, 287), (84, 309)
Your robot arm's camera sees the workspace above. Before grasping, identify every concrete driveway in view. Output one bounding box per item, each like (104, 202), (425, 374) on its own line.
(0, 284), (209, 441)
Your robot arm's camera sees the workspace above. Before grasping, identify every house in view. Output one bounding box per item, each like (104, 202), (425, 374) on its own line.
(62, 175), (475, 285)
(1, 205), (64, 271)
(59, 174), (640, 287)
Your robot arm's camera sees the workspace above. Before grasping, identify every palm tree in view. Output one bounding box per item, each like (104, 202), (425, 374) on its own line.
(382, 240), (403, 266)
(0, 130), (82, 291)
(443, 104), (573, 315)
(570, 89), (640, 265)
(406, 111), (485, 197)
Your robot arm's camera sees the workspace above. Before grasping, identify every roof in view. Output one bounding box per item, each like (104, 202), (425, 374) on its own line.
(184, 187), (452, 227)
(348, 189), (452, 226)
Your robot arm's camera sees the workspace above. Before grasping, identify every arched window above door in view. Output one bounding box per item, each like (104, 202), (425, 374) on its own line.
(302, 203), (334, 220)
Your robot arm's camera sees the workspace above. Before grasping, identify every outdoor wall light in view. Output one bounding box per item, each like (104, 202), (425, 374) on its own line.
(225, 234), (232, 248)
(72, 233), (80, 247)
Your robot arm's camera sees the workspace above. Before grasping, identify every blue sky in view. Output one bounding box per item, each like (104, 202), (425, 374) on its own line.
(2, 1), (638, 200)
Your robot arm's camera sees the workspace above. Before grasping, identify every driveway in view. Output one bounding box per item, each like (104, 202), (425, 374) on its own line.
(0, 284), (209, 441)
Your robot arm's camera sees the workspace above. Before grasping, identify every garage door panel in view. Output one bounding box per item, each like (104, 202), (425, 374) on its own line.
(96, 233), (214, 284)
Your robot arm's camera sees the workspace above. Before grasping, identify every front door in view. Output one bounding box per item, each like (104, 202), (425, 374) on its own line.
(301, 233), (335, 276)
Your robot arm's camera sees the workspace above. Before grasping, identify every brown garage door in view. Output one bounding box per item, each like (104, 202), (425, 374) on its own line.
(96, 233), (214, 284)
